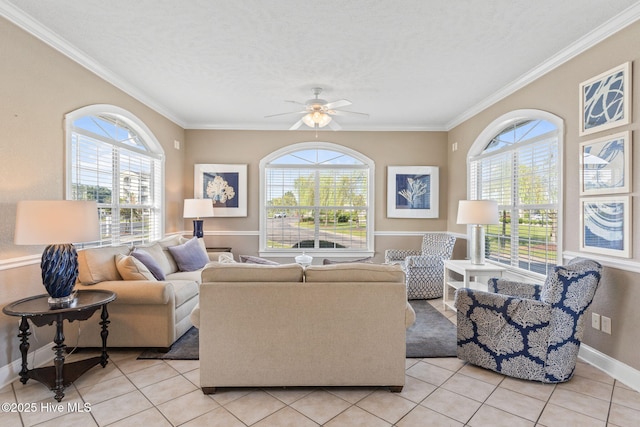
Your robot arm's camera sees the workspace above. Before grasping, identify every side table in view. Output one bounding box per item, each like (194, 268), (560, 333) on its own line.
(443, 260), (506, 311)
(2, 289), (116, 402)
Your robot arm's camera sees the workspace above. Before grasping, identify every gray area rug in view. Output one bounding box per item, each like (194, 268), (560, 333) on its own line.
(138, 300), (457, 360)
(406, 300), (457, 358)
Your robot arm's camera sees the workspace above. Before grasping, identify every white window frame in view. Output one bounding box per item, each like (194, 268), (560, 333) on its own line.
(65, 104), (165, 246)
(467, 109), (564, 279)
(259, 141), (374, 259)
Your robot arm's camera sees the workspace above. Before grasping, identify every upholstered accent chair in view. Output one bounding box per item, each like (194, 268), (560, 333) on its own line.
(385, 233), (456, 299)
(455, 258), (602, 383)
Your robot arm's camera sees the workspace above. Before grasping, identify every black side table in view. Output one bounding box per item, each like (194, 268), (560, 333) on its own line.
(2, 290), (116, 402)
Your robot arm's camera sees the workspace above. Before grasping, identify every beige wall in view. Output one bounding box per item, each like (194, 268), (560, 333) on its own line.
(184, 130), (450, 262)
(0, 18), (185, 367)
(448, 21), (640, 370)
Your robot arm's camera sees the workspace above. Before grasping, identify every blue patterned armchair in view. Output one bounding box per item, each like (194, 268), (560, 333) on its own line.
(454, 258), (602, 383)
(385, 233), (456, 299)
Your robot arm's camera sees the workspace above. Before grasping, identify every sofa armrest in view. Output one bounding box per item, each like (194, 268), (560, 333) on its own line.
(384, 249), (420, 263)
(76, 280), (174, 305)
(488, 278), (543, 300)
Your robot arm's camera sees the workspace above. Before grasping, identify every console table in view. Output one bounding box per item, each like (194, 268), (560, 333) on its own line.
(3, 290), (116, 402)
(443, 260), (506, 311)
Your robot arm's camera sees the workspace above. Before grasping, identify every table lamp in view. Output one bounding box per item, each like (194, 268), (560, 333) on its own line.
(183, 199), (214, 238)
(457, 200), (499, 265)
(14, 200), (100, 307)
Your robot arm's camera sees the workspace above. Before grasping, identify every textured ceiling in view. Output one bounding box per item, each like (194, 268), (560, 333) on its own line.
(2, 0), (640, 130)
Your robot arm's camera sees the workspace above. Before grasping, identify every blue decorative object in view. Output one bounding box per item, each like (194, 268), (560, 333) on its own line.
(41, 243), (79, 302)
(454, 258), (602, 383)
(192, 219), (204, 238)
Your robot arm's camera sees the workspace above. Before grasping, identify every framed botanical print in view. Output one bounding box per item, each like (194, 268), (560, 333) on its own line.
(579, 196), (632, 258)
(579, 62), (631, 136)
(194, 164), (247, 217)
(580, 131), (632, 195)
(387, 166), (439, 218)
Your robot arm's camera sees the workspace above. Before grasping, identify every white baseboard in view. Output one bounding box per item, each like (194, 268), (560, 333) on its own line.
(579, 344), (640, 392)
(0, 343), (54, 390)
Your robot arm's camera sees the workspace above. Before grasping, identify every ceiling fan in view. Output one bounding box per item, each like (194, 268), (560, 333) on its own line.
(265, 87), (369, 130)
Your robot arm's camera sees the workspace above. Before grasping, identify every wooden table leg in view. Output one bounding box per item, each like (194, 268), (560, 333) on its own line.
(52, 315), (66, 402)
(18, 317), (30, 384)
(99, 303), (110, 367)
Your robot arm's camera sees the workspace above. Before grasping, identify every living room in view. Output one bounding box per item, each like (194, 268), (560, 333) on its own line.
(2, 1), (640, 426)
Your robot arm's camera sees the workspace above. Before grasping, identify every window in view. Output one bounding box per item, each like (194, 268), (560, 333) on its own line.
(260, 142), (374, 256)
(65, 105), (164, 246)
(468, 110), (563, 276)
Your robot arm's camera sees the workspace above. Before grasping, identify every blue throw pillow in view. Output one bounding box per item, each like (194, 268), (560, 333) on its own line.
(131, 249), (166, 280)
(168, 237), (209, 272)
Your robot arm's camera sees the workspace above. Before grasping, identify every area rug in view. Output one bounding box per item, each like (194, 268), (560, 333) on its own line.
(138, 300), (457, 360)
(406, 299), (457, 358)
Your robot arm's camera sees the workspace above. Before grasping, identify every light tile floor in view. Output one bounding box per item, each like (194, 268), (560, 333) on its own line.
(2, 300), (639, 426)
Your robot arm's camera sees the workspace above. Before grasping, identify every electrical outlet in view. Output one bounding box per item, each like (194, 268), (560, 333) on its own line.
(591, 313), (601, 330)
(601, 316), (612, 334)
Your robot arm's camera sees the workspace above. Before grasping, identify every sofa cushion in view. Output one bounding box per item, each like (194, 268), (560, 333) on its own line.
(305, 263), (405, 283)
(134, 242), (174, 276)
(77, 245), (129, 285)
(168, 237), (209, 271)
(156, 235), (183, 273)
(171, 280), (200, 308)
(202, 263), (304, 283)
(131, 249), (166, 280)
(239, 255), (279, 265)
(115, 254), (157, 281)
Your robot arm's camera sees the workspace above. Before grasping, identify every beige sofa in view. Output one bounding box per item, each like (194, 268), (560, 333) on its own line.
(65, 235), (212, 350)
(192, 262), (415, 393)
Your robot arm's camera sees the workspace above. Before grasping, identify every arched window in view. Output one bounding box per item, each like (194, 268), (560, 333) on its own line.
(468, 110), (563, 276)
(260, 142), (374, 256)
(65, 105), (164, 246)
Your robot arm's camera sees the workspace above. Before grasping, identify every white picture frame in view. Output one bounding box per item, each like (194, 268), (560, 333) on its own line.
(580, 131), (632, 195)
(194, 164), (247, 217)
(579, 196), (632, 258)
(579, 62), (632, 136)
(387, 166), (439, 218)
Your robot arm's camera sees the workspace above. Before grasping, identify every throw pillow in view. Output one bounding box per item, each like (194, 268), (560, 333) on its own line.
(239, 255), (279, 265)
(115, 254), (157, 281)
(218, 252), (237, 263)
(131, 249), (166, 280)
(168, 237), (209, 271)
(323, 257), (373, 265)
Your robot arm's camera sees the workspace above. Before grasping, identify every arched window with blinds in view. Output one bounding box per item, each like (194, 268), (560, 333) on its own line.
(65, 105), (164, 246)
(468, 111), (563, 276)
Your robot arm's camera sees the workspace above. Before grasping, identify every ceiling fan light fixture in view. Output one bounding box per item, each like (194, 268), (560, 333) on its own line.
(302, 111), (332, 128)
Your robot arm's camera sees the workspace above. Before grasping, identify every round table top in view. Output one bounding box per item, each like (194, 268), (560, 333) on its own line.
(2, 290), (116, 317)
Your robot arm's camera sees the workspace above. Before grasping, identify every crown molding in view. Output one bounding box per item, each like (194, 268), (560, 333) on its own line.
(0, 1), (187, 128)
(446, 2), (640, 130)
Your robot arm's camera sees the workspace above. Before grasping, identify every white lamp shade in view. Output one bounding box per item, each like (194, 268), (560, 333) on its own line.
(183, 199), (214, 218)
(457, 200), (499, 225)
(15, 200), (100, 245)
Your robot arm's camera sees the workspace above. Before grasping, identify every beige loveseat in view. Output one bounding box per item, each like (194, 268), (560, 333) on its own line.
(65, 235), (212, 350)
(192, 262), (415, 393)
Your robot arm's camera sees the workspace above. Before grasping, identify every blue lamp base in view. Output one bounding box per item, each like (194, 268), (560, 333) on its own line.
(192, 219), (204, 238)
(41, 244), (79, 308)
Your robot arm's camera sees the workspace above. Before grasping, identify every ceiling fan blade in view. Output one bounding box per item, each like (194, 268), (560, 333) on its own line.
(285, 100), (306, 106)
(328, 120), (342, 131)
(264, 110), (306, 118)
(324, 99), (351, 109)
(330, 110), (370, 118)
(289, 118), (304, 130)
